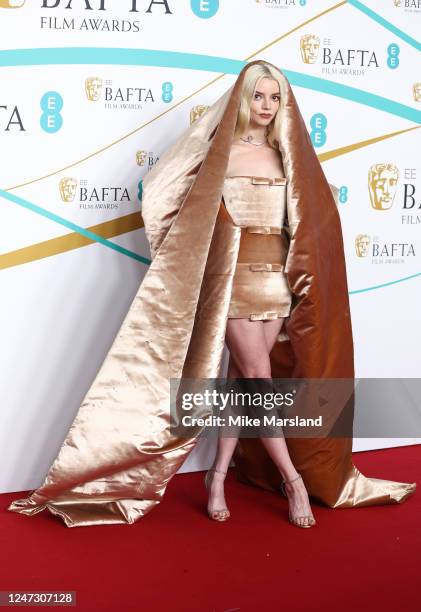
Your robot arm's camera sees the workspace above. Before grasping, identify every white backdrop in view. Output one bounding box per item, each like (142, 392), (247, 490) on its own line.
(1, 0), (420, 492)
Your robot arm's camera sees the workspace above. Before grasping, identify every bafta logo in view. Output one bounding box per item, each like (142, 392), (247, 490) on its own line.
(85, 77), (103, 102)
(300, 34), (320, 64)
(355, 234), (371, 258)
(368, 163), (399, 210)
(190, 105), (209, 125)
(413, 83), (421, 102)
(136, 150), (147, 166)
(393, 0), (402, 7)
(0, 1), (25, 7)
(59, 177), (78, 202)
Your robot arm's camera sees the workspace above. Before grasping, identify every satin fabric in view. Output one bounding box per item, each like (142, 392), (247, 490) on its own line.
(223, 175), (291, 320)
(8, 60), (415, 527)
(227, 234), (292, 320)
(222, 175), (287, 227)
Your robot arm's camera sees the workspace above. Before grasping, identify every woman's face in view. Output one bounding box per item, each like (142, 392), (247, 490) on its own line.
(249, 77), (280, 128)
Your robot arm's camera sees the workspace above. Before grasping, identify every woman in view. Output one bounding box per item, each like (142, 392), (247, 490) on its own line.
(8, 59), (415, 528)
(204, 63), (315, 527)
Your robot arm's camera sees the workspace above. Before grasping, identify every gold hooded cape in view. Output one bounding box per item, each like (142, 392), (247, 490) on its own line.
(8, 60), (416, 527)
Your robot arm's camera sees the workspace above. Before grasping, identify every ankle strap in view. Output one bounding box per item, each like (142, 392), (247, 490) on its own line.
(282, 473), (302, 485)
(211, 468), (227, 475)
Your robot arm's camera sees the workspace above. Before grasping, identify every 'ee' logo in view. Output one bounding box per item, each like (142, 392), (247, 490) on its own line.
(40, 91), (63, 133)
(310, 113), (327, 147)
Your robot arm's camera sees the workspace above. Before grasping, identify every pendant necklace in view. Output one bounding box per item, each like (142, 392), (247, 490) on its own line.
(240, 135), (267, 147)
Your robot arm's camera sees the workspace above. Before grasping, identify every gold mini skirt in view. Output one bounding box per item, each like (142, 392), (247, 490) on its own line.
(227, 225), (292, 321)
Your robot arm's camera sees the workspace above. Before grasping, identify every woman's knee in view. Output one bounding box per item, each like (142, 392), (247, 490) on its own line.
(237, 359), (271, 378)
(227, 352), (270, 378)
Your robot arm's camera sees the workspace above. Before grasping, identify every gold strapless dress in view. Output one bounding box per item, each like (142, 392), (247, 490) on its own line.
(222, 175), (292, 321)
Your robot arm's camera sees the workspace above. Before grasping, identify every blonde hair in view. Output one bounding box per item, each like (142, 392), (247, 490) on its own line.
(234, 62), (284, 150)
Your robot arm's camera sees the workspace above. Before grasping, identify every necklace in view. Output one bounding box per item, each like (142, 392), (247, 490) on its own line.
(240, 135), (267, 147)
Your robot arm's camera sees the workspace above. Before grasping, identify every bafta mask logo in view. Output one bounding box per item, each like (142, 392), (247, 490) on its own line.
(413, 83), (421, 102)
(59, 177), (78, 202)
(300, 34), (320, 64)
(393, 0), (402, 7)
(368, 163), (399, 210)
(85, 77), (103, 102)
(136, 150), (147, 166)
(355, 234), (371, 258)
(190, 105), (209, 125)
(0, 0), (25, 7)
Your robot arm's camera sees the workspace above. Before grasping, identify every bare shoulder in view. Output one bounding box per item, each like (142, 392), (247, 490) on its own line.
(229, 140), (243, 151)
(228, 140), (244, 160)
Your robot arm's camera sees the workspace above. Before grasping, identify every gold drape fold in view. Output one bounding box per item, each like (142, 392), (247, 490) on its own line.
(8, 60), (415, 527)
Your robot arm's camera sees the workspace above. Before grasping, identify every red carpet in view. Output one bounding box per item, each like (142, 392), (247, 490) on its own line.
(1, 444), (419, 612)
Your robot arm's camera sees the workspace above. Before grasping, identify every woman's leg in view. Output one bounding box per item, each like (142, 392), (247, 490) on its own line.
(206, 318), (271, 518)
(258, 319), (316, 527)
(208, 317), (316, 526)
(205, 353), (241, 519)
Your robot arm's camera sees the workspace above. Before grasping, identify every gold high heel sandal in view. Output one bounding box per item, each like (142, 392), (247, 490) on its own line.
(204, 468), (230, 522)
(280, 473), (316, 528)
